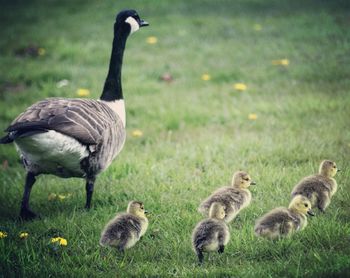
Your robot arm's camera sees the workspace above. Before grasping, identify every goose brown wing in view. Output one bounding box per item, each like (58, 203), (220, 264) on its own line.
(6, 98), (120, 145)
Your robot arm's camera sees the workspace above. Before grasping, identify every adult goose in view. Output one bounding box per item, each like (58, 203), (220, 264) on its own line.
(0, 10), (149, 220)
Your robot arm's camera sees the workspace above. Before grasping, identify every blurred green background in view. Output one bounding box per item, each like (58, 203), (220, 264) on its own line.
(0, 0), (349, 277)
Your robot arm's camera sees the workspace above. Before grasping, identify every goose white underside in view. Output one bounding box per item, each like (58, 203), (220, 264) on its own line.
(15, 130), (89, 177)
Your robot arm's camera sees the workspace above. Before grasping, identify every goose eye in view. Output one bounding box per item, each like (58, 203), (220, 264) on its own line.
(304, 204), (308, 207)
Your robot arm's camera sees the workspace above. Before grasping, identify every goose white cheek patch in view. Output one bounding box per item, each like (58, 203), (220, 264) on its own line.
(125, 16), (139, 34)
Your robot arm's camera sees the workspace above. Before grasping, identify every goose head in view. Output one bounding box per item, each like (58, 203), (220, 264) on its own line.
(208, 202), (226, 220)
(115, 10), (149, 36)
(127, 200), (148, 218)
(319, 160), (339, 178)
(289, 195), (314, 216)
(231, 171), (256, 189)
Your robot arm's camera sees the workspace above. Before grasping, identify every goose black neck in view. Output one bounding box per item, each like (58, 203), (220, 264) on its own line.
(100, 25), (129, 101)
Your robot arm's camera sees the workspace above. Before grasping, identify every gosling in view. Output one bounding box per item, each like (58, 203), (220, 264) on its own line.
(291, 160), (340, 212)
(198, 171), (256, 223)
(100, 201), (148, 252)
(192, 202), (230, 264)
(254, 195), (314, 240)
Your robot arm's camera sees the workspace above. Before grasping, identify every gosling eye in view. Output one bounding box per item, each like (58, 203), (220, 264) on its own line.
(304, 204), (308, 207)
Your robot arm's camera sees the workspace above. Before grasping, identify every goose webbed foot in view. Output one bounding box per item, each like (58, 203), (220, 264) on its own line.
(20, 207), (38, 220)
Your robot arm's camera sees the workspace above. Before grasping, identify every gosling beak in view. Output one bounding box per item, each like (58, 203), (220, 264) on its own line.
(307, 210), (315, 216)
(250, 181), (256, 186)
(139, 20), (149, 27)
(144, 210), (149, 214)
(337, 169), (341, 172)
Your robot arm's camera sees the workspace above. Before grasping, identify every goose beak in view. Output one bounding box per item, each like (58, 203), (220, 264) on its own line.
(250, 181), (256, 186)
(139, 20), (149, 27)
(144, 210), (149, 214)
(307, 210), (315, 216)
(337, 169), (341, 172)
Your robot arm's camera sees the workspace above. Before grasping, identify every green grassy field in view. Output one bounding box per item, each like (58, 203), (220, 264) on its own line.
(1, 0), (350, 277)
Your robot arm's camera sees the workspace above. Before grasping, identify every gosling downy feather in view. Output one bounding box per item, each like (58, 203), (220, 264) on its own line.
(100, 201), (148, 251)
(192, 202), (230, 264)
(291, 160), (339, 212)
(198, 171), (255, 223)
(254, 195), (314, 240)
(0, 10), (149, 220)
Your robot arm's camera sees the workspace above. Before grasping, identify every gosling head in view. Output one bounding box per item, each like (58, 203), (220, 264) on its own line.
(231, 171), (256, 189)
(115, 10), (149, 36)
(289, 195), (314, 216)
(208, 202), (226, 220)
(127, 201), (147, 218)
(319, 160), (339, 178)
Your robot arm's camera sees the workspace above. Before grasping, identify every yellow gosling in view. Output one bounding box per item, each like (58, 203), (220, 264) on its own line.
(198, 171), (256, 222)
(291, 160), (340, 212)
(100, 201), (148, 252)
(254, 195), (314, 240)
(192, 202), (230, 265)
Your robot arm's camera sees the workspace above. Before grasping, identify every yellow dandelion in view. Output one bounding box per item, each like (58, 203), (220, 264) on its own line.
(59, 238), (68, 246)
(51, 237), (68, 246)
(233, 83), (247, 91)
(248, 113), (258, 120)
(272, 59), (290, 66)
(0, 231), (8, 239)
(201, 73), (211, 81)
(146, 36), (158, 44)
(76, 88), (90, 97)
(38, 47), (46, 56)
(253, 24), (262, 31)
(132, 129), (143, 137)
(19, 232), (29, 239)
(48, 193), (57, 201)
(58, 194), (66, 200)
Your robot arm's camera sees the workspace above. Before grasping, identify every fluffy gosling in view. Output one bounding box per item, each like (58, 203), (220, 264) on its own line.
(192, 202), (230, 265)
(254, 195), (314, 240)
(291, 160), (340, 212)
(198, 171), (256, 223)
(100, 201), (148, 252)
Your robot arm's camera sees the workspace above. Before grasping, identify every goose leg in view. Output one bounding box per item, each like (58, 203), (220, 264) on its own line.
(20, 172), (37, 220)
(85, 177), (96, 209)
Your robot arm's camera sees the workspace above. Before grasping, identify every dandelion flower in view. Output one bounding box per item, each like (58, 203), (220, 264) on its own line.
(146, 36), (158, 44)
(38, 48), (46, 56)
(253, 24), (262, 31)
(76, 88), (90, 97)
(272, 59), (289, 66)
(0, 231), (7, 239)
(132, 129), (143, 137)
(19, 232), (29, 239)
(48, 193), (57, 201)
(233, 83), (247, 91)
(201, 74), (211, 81)
(58, 194), (66, 200)
(248, 113), (258, 120)
(51, 237), (68, 246)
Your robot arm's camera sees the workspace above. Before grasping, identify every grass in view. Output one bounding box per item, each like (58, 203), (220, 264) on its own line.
(0, 0), (350, 277)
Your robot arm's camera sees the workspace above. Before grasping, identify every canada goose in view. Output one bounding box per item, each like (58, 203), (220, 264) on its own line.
(254, 195), (314, 240)
(0, 10), (149, 219)
(192, 202), (230, 264)
(100, 201), (148, 251)
(291, 160), (340, 212)
(198, 171), (256, 223)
